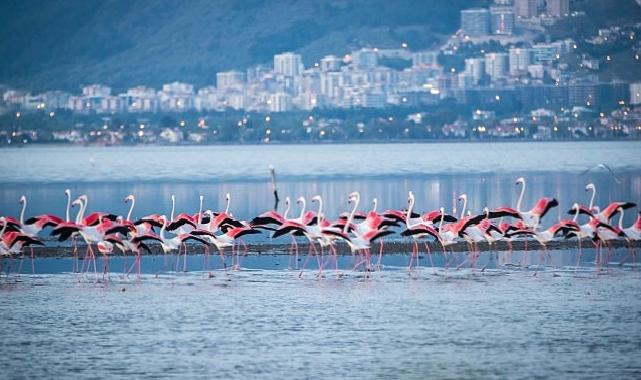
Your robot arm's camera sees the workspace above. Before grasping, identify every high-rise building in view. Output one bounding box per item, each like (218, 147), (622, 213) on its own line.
(514, 0), (538, 18)
(509, 48), (533, 75)
(490, 6), (515, 35)
(460, 8), (490, 37)
(465, 58), (486, 84)
(484, 52), (509, 80)
(269, 92), (293, 112)
(273, 52), (303, 77)
(320, 55), (341, 72)
(82, 84), (111, 97)
(547, 0), (569, 17)
(412, 51), (439, 67)
(352, 48), (378, 70)
(630, 82), (641, 105)
(216, 71), (246, 91)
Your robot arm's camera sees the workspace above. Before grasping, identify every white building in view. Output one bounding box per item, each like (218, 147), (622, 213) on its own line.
(269, 92), (293, 112)
(514, 0), (538, 18)
(484, 52), (509, 80)
(320, 55), (341, 72)
(547, 0), (569, 17)
(465, 58), (486, 84)
(82, 84), (111, 97)
(119, 86), (159, 113)
(460, 8), (490, 36)
(490, 6), (515, 35)
(352, 48), (378, 70)
(509, 48), (533, 75)
(274, 52), (303, 77)
(630, 82), (641, 105)
(216, 71), (246, 91)
(412, 51), (439, 67)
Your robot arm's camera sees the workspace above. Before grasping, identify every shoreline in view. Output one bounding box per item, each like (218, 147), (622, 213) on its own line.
(20, 239), (640, 259)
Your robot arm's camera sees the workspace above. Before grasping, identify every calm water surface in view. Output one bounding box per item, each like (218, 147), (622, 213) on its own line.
(2, 142), (641, 378)
(1, 268), (641, 379)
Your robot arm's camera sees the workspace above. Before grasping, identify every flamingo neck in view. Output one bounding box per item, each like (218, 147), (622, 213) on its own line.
(20, 197), (26, 225)
(372, 198), (378, 213)
(460, 197), (467, 219)
(283, 200), (291, 219)
(589, 187), (596, 210)
(344, 195), (360, 233)
(170, 197), (175, 221)
(160, 222), (167, 241)
(618, 209), (624, 230)
(65, 192), (71, 223)
(317, 198), (324, 225)
(516, 181), (525, 213)
(0, 220), (6, 236)
(198, 197), (203, 224)
(225, 196), (230, 214)
(126, 197), (135, 222)
(406, 196), (415, 228)
(79, 199), (87, 224)
(572, 206), (579, 222)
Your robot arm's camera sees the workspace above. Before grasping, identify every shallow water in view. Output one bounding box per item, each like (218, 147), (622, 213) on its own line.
(2, 142), (641, 379)
(2, 264), (641, 379)
(1, 141), (640, 183)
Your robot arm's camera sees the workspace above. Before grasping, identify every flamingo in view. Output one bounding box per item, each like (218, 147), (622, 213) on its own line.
(132, 215), (213, 272)
(515, 177), (559, 229)
(402, 191), (441, 271)
(16, 195), (62, 272)
(0, 217), (44, 272)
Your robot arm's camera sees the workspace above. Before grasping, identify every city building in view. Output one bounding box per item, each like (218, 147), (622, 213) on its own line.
(547, 0), (569, 17)
(514, 0), (538, 19)
(465, 58), (486, 84)
(269, 92), (293, 112)
(351, 48), (378, 70)
(630, 82), (641, 105)
(490, 6), (515, 35)
(273, 52), (303, 77)
(485, 52), (509, 80)
(509, 48), (533, 75)
(460, 8), (490, 37)
(412, 51), (439, 67)
(216, 71), (246, 91)
(320, 55), (341, 72)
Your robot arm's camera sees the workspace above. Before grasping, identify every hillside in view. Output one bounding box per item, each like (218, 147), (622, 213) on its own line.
(0, 0), (484, 92)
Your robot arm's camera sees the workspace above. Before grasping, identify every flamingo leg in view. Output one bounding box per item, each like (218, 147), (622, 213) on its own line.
(424, 241), (435, 274)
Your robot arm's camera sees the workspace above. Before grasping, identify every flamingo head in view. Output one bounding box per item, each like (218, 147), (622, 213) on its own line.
(225, 193), (230, 202)
(458, 193), (467, 202)
(515, 177), (525, 185)
(71, 199), (82, 208)
(407, 191), (414, 204)
(285, 196), (291, 206)
(296, 196), (305, 205)
(585, 183), (595, 192)
(483, 206), (489, 215)
(19, 195), (26, 204)
(64, 189), (71, 197)
(348, 192), (359, 203)
(159, 214), (168, 226)
(311, 195), (321, 203)
(171, 194), (175, 201)
(199, 195), (204, 202)
(439, 207), (445, 215)
(78, 195), (88, 203)
(124, 194), (134, 203)
(571, 202), (580, 210)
